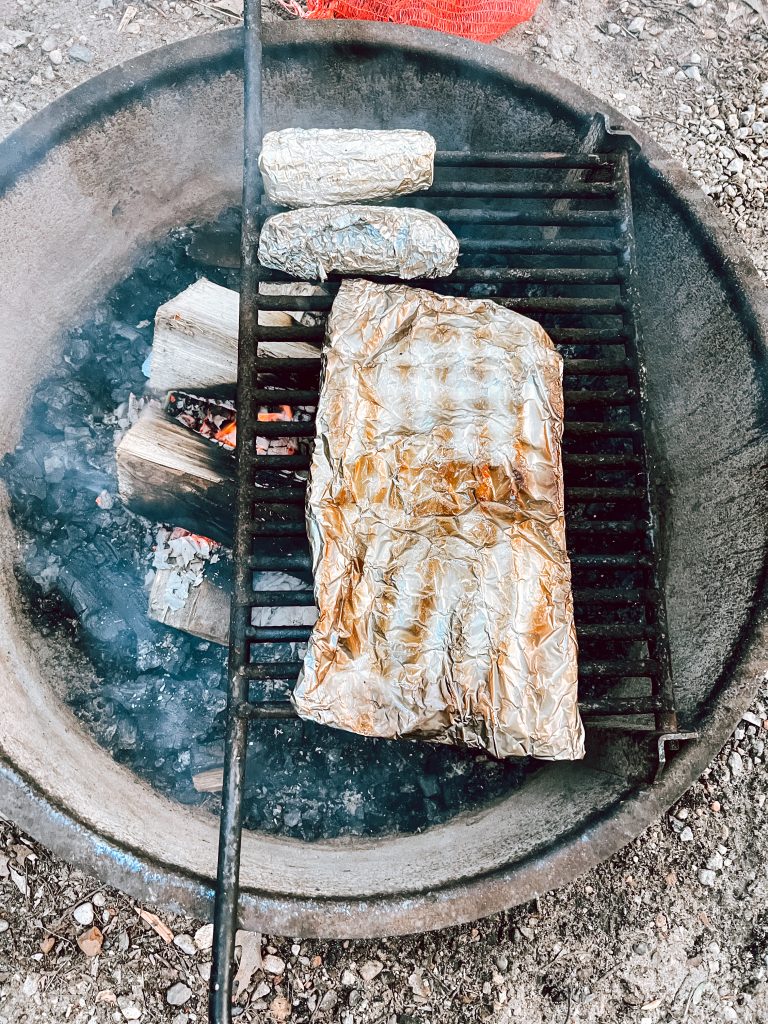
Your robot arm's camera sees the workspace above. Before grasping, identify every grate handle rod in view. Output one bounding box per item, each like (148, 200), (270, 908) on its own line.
(210, 3), (263, 1023)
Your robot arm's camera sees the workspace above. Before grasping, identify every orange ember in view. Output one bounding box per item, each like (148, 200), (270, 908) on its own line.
(215, 420), (237, 448)
(257, 404), (293, 423)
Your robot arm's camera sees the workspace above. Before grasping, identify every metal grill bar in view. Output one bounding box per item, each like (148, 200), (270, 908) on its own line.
(209, 0), (261, 1020)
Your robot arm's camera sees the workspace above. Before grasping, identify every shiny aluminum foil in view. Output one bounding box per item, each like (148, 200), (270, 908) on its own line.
(257, 206), (459, 282)
(293, 279), (585, 761)
(259, 128), (435, 207)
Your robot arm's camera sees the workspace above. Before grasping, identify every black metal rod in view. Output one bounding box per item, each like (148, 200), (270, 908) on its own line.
(210, 2), (261, 1021)
(433, 208), (621, 227)
(426, 181), (616, 199)
(434, 150), (613, 167)
(458, 238), (620, 256)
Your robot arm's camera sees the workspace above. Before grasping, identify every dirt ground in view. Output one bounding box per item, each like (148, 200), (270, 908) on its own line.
(2, 1), (768, 1022)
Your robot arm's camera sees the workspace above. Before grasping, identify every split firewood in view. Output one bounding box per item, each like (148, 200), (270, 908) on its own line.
(192, 767), (225, 793)
(149, 569), (230, 646)
(149, 565), (316, 646)
(116, 403), (235, 545)
(148, 277), (321, 394)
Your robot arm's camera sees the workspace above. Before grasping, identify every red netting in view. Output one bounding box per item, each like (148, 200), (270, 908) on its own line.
(296, 0), (541, 43)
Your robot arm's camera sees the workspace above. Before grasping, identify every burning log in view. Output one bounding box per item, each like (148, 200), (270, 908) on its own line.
(116, 403), (235, 545)
(148, 278), (321, 394)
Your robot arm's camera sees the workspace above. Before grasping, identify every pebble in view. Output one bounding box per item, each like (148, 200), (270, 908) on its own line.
(626, 105), (643, 119)
(0, 921), (9, 933)
(628, 16), (646, 32)
(728, 750), (744, 775)
(679, 826), (694, 842)
(699, 868), (717, 887)
(319, 991), (338, 1012)
(707, 852), (724, 870)
(48, 48), (63, 66)
(98, 0), (114, 7)
(92, 892), (106, 908)
(689, 0), (706, 6)
(166, 983), (193, 1007)
(607, 22), (621, 34)
(173, 933), (197, 956)
(117, 997), (142, 1021)
(41, 35), (57, 52)
(194, 923), (214, 951)
(73, 903), (94, 926)
(341, 969), (358, 987)
(263, 954), (286, 975)
(359, 960), (384, 982)
(68, 44), (93, 64)
(685, 66), (702, 81)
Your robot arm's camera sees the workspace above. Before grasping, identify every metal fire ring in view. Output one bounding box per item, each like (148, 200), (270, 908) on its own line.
(0, 23), (767, 938)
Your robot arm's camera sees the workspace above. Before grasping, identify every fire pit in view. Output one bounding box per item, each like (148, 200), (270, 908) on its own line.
(0, 23), (767, 939)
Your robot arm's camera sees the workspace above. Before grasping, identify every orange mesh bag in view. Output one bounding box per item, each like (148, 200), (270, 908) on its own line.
(282, 0), (541, 43)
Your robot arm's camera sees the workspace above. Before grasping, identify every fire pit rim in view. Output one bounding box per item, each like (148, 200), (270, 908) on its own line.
(1, 21), (767, 938)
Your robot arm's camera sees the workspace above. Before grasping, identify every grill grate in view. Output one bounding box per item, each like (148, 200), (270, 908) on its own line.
(236, 144), (677, 729)
(209, 3), (685, 1019)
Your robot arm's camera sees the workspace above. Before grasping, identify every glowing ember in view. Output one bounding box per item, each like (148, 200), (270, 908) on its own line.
(257, 404), (297, 456)
(214, 420), (237, 448)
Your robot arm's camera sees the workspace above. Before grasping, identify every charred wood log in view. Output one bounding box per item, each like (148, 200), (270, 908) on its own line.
(116, 403), (235, 545)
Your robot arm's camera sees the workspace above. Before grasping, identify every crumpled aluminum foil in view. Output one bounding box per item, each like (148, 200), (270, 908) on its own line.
(257, 206), (459, 282)
(293, 279), (585, 761)
(259, 128), (435, 207)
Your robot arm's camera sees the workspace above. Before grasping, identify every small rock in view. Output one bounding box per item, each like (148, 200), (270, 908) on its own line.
(73, 903), (94, 926)
(628, 16), (645, 31)
(359, 960), (384, 982)
(117, 997), (142, 1021)
(699, 868), (717, 887)
(689, 0), (706, 6)
(607, 21), (621, 34)
(41, 35), (57, 52)
(98, 0), (114, 8)
(0, 921), (9, 933)
(685, 65), (702, 81)
(341, 969), (358, 987)
(173, 933), (197, 956)
(77, 927), (103, 958)
(22, 975), (39, 998)
(198, 962), (212, 983)
(633, 941), (650, 955)
(270, 996), (291, 1021)
(166, 983), (193, 1007)
(194, 923), (214, 951)
(263, 954), (286, 975)
(626, 105), (643, 119)
(319, 991), (338, 1012)
(723, 1006), (738, 1022)
(254, 982), (271, 999)
(48, 49), (63, 66)
(536, 34), (549, 48)
(679, 826), (694, 842)
(760, 82), (768, 102)
(171, 1016), (189, 1024)
(710, 801), (721, 812)
(68, 44), (93, 64)
(706, 852), (724, 871)
(92, 892), (106, 908)
(728, 750), (744, 775)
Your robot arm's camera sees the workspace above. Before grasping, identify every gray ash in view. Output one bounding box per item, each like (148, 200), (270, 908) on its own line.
(0, 220), (532, 841)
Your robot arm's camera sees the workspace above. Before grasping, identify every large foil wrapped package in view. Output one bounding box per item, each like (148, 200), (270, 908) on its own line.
(258, 206), (459, 282)
(259, 128), (435, 207)
(293, 279), (585, 761)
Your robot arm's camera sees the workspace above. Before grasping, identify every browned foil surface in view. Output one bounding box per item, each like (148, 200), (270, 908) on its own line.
(293, 279), (584, 760)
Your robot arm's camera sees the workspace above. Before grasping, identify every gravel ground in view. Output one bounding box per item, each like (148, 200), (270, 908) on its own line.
(1, 2), (768, 1022)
